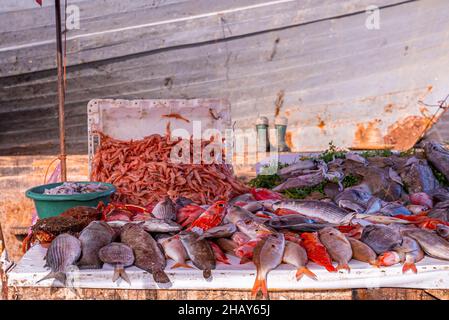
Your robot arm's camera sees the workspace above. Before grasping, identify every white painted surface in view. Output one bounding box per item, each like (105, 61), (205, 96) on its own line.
(8, 245), (449, 290)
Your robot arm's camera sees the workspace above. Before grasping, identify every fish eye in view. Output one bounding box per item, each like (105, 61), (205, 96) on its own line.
(217, 203), (224, 208)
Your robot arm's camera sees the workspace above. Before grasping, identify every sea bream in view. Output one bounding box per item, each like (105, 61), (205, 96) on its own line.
(77, 221), (115, 269)
(178, 231), (216, 279)
(37, 234), (81, 286)
(272, 200), (353, 224)
(318, 227), (353, 272)
(251, 233), (285, 299)
(282, 241), (317, 281)
(156, 234), (191, 269)
(395, 236), (424, 273)
(120, 223), (170, 284)
(99, 242), (135, 285)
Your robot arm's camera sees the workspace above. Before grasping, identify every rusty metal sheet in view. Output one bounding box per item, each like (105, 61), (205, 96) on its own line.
(277, 86), (447, 152)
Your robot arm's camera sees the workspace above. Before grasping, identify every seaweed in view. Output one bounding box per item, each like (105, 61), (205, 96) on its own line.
(360, 149), (393, 158)
(342, 174), (362, 188)
(282, 181), (327, 199)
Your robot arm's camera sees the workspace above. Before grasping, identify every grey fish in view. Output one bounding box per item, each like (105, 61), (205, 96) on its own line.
(229, 193), (256, 205)
(236, 219), (275, 239)
(267, 214), (315, 227)
(78, 221), (115, 269)
(197, 223), (237, 240)
(436, 224), (449, 240)
(282, 241), (317, 281)
(120, 223), (170, 284)
(424, 141), (449, 181)
(242, 201), (264, 213)
(277, 160), (317, 178)
(140, 218), (182, 233)
(345, 152), (368, 165)
(403, 228), (449, 260)
(152, 196), (176, 221)
(216, 238), (239, 257)
(347, 237), (377, 265)
(272, 200), (353, 224)
(273, 171), (324, 192)
(380, 202), (411, 216)
(318, 227), (352, 271)
(399, 157), (439, 193)
(175, 196), (194, 211)
(99, 242), (134, 285)
(157, 235), (191, 269)
(337, 200), (365, 213)
(394, 236), (424, 274)
(225, 205), (265, 225)
(178, 231), (216, 280)
(252, 233), (285, 299)
(37, 234), (81, 286)
(360, 225), (402, 255)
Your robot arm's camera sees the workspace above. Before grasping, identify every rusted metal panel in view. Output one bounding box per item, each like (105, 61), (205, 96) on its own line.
(1, 0), (449, 155)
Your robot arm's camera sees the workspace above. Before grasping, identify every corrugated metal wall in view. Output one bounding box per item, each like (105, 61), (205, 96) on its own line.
(1, 0), (449, 155)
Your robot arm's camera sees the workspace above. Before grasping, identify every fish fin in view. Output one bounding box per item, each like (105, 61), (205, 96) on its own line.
(202, 269), (212, 280)
(337, 263), (350, 273)
(112, 265), (131, 285)
(239, 257), (251, 264)
(251, 273), (268, 299)
(402, 262), (417, 274)
(37, 271), (66, 286)
(153, 270), (171, 284)
(295, 267), (317, 281)
(171, 262), (193, 269)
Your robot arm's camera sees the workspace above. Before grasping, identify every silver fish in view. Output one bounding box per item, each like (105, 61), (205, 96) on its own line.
(242, 202), (264, 213)
(197, 223), (237, 240)
(272, 200), (353, 224)
(37, 234), (81, 286)
(152, 196), (176, 221)
(347, 237), (377, 265)
(235, 219), (274, 239)
(99, 242), (135, 285)
(403, 228), (449, 261)
(78, 221), (115, 269)
(225, 205), (266, 225)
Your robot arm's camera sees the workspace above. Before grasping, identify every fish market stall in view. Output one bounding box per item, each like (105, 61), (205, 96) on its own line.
(4, 98), (449, 300)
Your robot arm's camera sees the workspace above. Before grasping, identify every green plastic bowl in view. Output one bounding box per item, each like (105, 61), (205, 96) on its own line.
(25, 182), (116, 219)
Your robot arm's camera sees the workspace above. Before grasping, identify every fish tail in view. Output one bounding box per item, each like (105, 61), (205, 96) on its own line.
(171, 262), (193, 269)
(251, 272), (268, 299)
(37, 271), (66, 286)
(337, 263), (351, 273)
(153, 270), (171, 284)
(113, 266), (132, 285)
(296, 267), (317, 281)
(402, 262), (417, 274)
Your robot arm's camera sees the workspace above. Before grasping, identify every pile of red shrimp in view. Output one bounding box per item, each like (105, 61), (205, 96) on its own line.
(90, 131), (249, 206)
